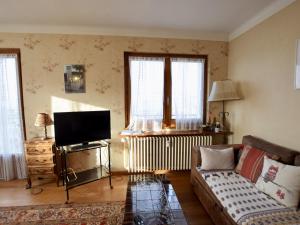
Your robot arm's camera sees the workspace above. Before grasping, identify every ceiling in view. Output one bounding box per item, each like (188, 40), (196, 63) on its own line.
(0, 0), (295, 41)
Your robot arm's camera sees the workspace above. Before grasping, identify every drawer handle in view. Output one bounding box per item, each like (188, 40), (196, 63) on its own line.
(29, 148), (48, 153)
(34, 159), (48, 162)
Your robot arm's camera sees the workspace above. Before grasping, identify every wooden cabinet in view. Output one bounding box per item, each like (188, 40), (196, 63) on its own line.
(24, 138), (59, 188)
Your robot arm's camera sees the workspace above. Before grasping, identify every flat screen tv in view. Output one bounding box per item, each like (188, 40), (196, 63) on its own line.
(54, 110), (111, 147)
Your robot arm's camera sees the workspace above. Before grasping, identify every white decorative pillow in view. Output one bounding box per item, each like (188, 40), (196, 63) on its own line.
(200, 147), (234, 170)
(255, 156), (300, 208)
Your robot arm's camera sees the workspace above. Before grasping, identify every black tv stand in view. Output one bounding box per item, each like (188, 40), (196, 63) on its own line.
(60, 140), (112, 203)
(82, 142), (89, 146)
(70, 142), (105, 151)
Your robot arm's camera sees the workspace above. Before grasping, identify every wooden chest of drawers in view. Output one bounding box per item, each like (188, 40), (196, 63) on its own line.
(24, 138), (58, 188)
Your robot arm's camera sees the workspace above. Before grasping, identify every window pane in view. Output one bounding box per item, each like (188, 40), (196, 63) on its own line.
(0, 54), (27, 180)
(171, 58), (204, 128)
(0, 55), (24, 153)
(129, 57), (164, 130)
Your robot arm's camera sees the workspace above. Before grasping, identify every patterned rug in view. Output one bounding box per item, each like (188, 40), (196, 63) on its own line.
(0, 202), (125, 225)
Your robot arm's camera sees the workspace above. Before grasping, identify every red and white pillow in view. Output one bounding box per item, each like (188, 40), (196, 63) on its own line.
(255, 156), (300, 208)
(235, 145), (279, 183)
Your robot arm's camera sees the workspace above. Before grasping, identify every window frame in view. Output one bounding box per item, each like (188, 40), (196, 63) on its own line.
(0, 48), (26, 139)
(124, 52), (208, 129)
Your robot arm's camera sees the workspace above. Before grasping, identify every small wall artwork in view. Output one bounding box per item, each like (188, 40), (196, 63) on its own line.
(64, 64), (85, 93)
(296, 40), (300, 89)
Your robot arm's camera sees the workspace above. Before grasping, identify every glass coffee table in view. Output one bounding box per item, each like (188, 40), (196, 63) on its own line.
(123, 174), (188, 225)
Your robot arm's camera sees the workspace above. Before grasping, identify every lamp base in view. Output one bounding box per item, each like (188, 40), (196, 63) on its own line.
(219, 111), (230, 132)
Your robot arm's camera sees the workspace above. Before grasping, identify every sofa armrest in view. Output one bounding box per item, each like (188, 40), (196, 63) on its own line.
(192, 144), (243, 168)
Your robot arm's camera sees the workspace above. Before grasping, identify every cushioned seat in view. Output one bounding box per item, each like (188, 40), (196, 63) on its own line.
(196, 168), (290, 224)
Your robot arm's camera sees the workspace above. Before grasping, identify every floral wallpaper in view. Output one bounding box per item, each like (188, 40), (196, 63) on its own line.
(0, 32), (228, 171)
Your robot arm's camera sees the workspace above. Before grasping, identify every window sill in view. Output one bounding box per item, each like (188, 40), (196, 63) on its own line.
(119, 129), (233, 138)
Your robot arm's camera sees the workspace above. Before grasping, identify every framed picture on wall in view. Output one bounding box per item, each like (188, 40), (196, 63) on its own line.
(296, 40), (300, 89)
(64, 64), (85, 93)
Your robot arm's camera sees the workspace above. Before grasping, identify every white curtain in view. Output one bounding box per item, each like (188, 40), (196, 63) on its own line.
(171, 58), (205, 130)
(129, 57), (164, 131)
(0, 54), (27, 180)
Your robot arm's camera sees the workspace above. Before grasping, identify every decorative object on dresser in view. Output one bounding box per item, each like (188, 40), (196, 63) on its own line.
(24, 138), (59, 189)
(34, 113), (53, 140)
(208, 80), (240, 131)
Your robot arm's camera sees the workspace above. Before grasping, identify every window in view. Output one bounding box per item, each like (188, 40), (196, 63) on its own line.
(124, 52), (207, 131)
(0, 49), (27, 180)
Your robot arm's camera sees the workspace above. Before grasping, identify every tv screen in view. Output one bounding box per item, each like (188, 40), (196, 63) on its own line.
(54, 111), (111, 146)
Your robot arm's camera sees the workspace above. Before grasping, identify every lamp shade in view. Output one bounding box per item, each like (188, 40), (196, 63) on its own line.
(208, 80), (240, 102)
(34, 113), (53, 127)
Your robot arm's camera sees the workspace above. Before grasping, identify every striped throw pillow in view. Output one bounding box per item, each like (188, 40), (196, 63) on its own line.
(235, 145), (279, 183)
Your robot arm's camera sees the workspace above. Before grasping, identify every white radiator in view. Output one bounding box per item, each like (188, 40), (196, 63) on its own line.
(126, 135), (212, 172)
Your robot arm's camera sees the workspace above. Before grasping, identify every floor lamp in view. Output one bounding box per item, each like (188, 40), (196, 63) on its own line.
(208, 80), (240, 131)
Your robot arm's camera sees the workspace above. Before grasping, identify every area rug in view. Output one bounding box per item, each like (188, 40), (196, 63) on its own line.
(0, 201), (125, 225)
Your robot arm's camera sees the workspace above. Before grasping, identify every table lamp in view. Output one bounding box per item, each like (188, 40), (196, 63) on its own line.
(34, 113), (53, 140)
(208, 80), (240, 131)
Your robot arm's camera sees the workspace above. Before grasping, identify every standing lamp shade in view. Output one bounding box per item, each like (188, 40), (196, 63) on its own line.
(34, 113), (53, 139)
(208, 80), (240, 131)
(208, 80), (240, 102)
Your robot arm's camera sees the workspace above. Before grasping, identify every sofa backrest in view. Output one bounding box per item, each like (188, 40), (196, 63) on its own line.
(242, 135), (300, 165)
(295, 155), (300, 166)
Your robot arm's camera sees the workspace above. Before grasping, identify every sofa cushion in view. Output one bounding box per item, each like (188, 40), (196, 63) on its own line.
(197, 169), (286, 223)
(200, 147), (234, 170)
(235, 145), (251, 174)
(235, 145), (279, 183)
(256, 157), (300, 208)
(242, 135), (297, 165)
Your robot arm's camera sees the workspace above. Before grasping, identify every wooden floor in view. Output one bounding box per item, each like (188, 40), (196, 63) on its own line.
(167, 172), (213, 225)
(0, 171), (213, 225)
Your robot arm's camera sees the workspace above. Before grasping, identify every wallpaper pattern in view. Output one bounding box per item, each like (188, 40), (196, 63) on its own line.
(0, 33), (228, 171)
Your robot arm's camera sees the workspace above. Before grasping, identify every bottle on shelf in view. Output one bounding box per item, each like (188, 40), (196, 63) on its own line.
(215, 121), (221, 133)
(211, 117), (217, 132)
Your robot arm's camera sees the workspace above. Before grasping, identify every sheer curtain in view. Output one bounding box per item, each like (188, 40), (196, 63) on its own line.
(129, 57), (164, 131)
(171, 58), (205, 130)
(0, 54), (27, 180)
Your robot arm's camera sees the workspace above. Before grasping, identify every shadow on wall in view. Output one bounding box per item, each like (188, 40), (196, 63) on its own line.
(50, 96), (107, 113)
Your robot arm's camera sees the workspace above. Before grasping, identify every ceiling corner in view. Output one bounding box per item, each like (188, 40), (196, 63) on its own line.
(229, 0), (296, 41)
